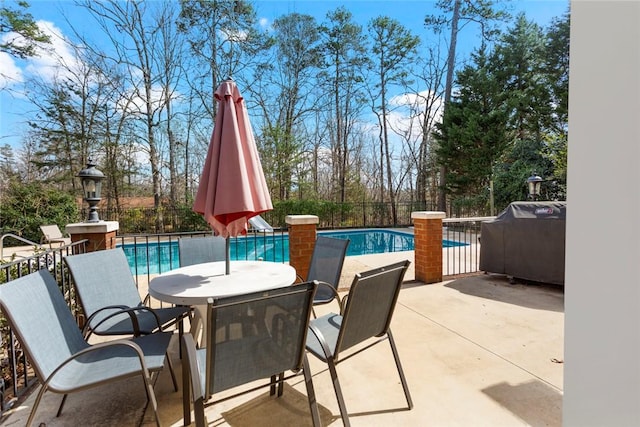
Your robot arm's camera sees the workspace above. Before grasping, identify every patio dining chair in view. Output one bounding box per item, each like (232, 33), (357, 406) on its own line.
(64, 248), (190, 342)
(305, 260), (413, 427)
(181, 281), (321, 427)
(0, 269), (174, 426)
(178, 235), (227, 267)
(297, 236), (349, 312)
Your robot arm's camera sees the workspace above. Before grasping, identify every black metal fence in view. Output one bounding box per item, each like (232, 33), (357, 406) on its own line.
(442, 218), (490, 277)
(0, 240), (88, 413)
(115, 229), (290, 286)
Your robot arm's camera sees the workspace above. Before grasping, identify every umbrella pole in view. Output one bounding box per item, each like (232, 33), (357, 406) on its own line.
(225, 237), (230, 275)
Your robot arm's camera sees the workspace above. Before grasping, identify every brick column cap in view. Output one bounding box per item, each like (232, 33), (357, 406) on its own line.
(411, 211), (446, 220)
(66, 221), (120, 234)
(285, 215), (319, 225)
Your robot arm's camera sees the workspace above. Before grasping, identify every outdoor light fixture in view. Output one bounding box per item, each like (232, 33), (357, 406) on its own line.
(78, 158), (105, 222)
(526, 172), (544, 201)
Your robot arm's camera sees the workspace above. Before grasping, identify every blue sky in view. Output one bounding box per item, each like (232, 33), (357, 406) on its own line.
(0, 0), (569, 150)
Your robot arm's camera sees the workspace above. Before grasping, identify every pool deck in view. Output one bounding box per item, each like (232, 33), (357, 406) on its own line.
(0, 250), (564, 427)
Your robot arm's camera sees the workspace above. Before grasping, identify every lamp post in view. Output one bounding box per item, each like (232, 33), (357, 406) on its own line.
(526, 172), (544, 201)
(78, 159), (105, 222)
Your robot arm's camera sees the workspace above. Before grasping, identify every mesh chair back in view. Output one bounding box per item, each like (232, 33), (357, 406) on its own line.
(39, 224), (66, 241)
(306, 236), (349, 301)
(204, 282), (316, 395)
(178, 236), (227, 267)
(336, 260), (410, 354)
(65, 249), (143, 325)
(0, 270), (88, 381)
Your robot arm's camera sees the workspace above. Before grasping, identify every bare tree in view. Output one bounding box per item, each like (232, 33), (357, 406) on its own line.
(318, 7), (367, 203)
(366, 16), (419, 224)
(249, 13), (322, 201)
(24, 40), (117, 193)
(177, 0), (261, 121)
(393, 44), (447, 207)
(154, 2), (186, 208)
(81, 0), (170, 229)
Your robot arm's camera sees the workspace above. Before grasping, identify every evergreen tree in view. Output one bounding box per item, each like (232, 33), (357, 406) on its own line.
(492, 14), (550, 142)
(0, 0), (50, 58)
(435, 12), (569, 211)
(434, 47), (508, 206)
(541, 9), (570, 199)
(543, 9), (570, 134)
(425, 0), (509, 211)
(491, 14), (560, 207)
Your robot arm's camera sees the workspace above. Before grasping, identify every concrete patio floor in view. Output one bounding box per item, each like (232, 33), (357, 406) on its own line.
(0, 252), (564, 426)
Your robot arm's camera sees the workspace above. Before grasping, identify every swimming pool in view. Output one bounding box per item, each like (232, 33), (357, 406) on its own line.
(120, 229), (467, 275)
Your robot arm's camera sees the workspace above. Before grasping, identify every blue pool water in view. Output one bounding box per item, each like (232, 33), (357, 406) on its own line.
(120, 229), (467, 275)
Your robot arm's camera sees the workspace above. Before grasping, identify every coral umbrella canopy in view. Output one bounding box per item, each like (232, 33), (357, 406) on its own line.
(193, 79), (273, 238)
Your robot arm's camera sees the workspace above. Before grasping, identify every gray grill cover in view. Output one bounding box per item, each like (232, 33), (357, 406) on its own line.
(479, 201), (566, 285)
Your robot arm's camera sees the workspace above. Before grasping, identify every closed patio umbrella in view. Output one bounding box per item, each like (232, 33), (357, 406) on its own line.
(193, 79), (273, 274)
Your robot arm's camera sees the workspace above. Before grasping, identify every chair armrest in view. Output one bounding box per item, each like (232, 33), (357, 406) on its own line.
(314, 281), (342, 305)
(307, 322), (334, 359)
(339, 295), (349, 314)
(83, 305), (162, 338)
(42, 339), (150, 391)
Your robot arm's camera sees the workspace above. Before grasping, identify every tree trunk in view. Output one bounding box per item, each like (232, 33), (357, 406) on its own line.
(438, 0), (461, 213)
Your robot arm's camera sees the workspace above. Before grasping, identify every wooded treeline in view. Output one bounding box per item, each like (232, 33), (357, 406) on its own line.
(0, 0), (569, 225)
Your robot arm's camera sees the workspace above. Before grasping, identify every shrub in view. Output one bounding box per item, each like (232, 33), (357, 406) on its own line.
(0, 182), (79, 244)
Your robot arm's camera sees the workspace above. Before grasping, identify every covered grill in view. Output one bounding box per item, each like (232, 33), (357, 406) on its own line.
(479, 201), (566, 285)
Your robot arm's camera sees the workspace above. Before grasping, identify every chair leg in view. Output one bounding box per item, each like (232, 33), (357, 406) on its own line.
(56, 393), (68, 417)
(303, 355), (322, 427)
(178, 315), (185, 359)
(274, 372), (283, 397)
(166, 351), (178, 392)
(268, 372), (285, 397)
(387, 329), (413, 409)
(141, 372), (161, 427)
(327, 357), (350, 427)
(182, 345), (192, 426)
(26, 384), (49, 427)
(269, 375), (276, 396)
(193, 395), (206, 427)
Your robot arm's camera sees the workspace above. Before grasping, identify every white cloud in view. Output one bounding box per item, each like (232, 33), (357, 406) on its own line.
(259, 17), (269, 28)
(387, 89), (444, 141)
(223, 28), (248, 43)
(23, 20), (81, 83)
(0, 52), (24, 89)
(117, 83), (183, 117)
(0, 20), (81, 88)
(389, 90), (443, 112)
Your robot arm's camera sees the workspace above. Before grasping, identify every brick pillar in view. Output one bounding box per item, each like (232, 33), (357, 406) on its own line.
(66, 221), (119, 253)
(285, 215), (318, 282)
(411, 211), (446, 284)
